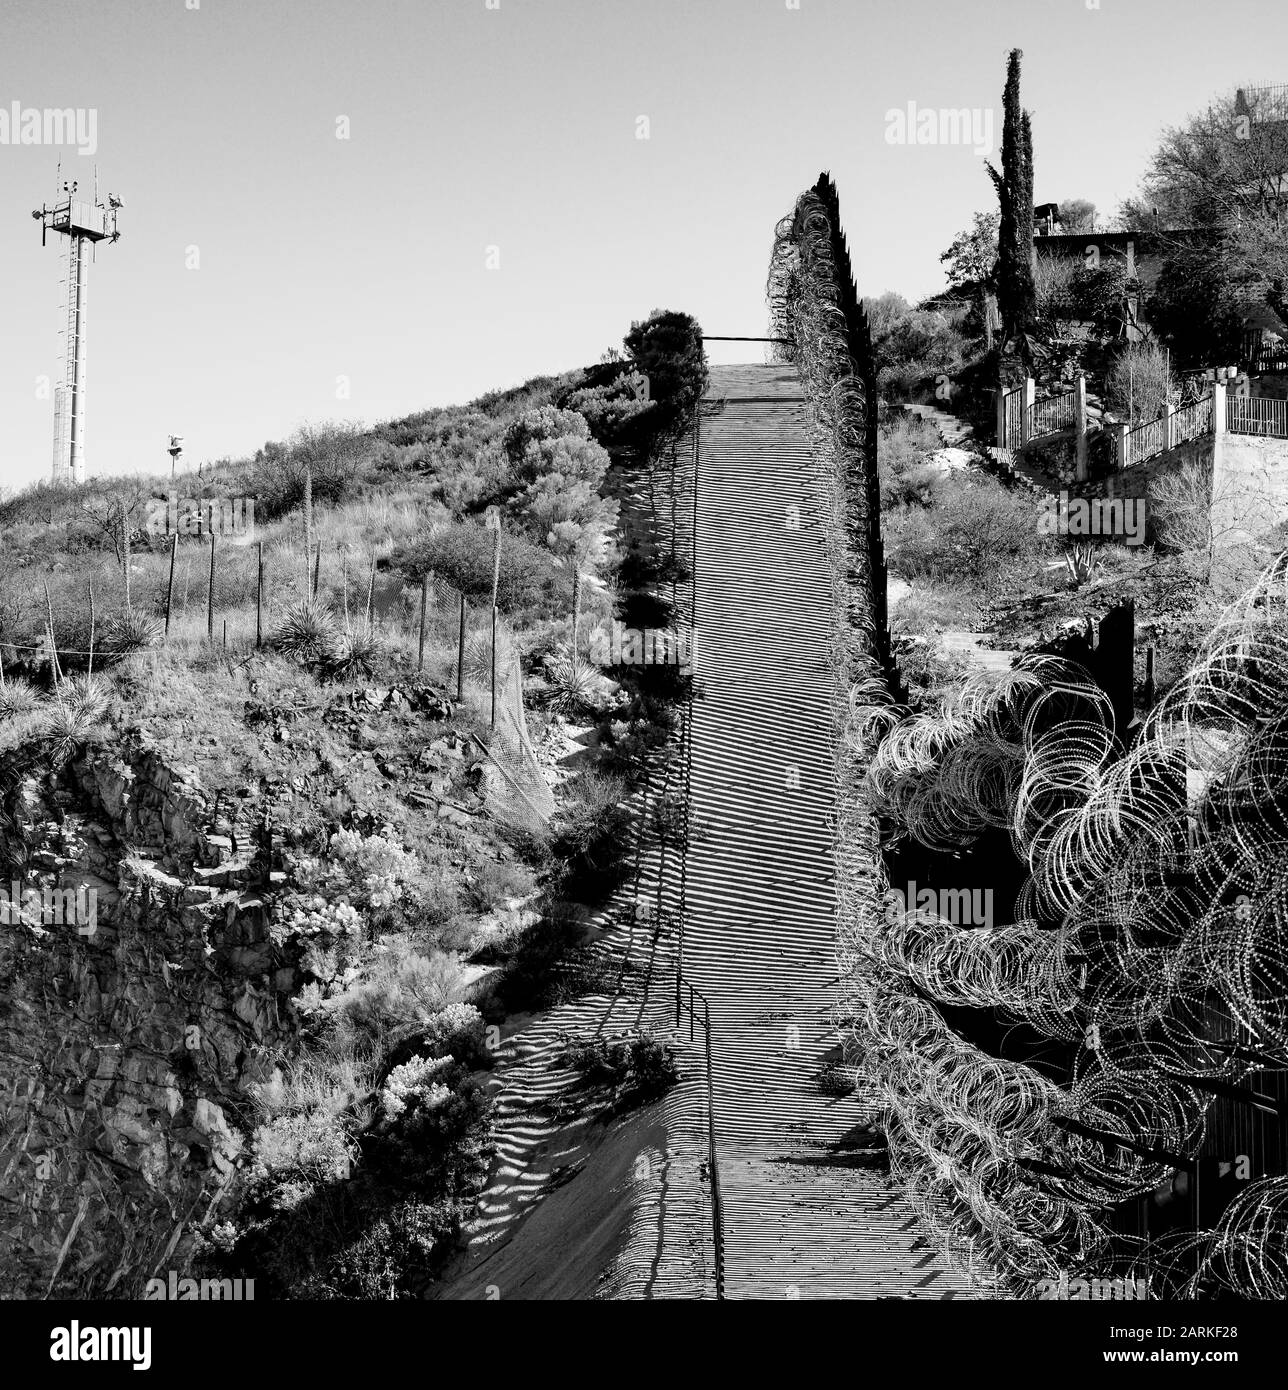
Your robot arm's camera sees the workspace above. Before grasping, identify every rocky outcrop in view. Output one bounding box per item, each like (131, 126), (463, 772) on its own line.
(0, 743), (294, 1298)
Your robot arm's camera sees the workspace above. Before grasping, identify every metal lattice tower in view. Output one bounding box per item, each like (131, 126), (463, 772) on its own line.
(32, 167), (122, 486)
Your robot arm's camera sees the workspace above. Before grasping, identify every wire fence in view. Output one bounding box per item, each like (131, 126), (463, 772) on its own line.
(0, 524), (558, 834)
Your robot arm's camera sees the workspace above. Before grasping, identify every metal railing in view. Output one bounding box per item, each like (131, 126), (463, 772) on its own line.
(1028, 388), (1078, 438)
(1123, 415), (1168, 468)
(675, 972), (725, 1300)
(1229, 395), (1288, 439)
(1173, 393), (1213, 443)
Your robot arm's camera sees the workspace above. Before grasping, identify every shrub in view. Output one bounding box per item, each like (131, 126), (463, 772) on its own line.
(97, 609), (163, 665)
(245, 423), (376, 523)
(272, 599), (340, 664)
(566, 1028), (679, 1108)
(622, 310), (708, 440)
(0, 678), (44, 722)
(394, 523), (565, 615)
(369, 1054), (492, 1199)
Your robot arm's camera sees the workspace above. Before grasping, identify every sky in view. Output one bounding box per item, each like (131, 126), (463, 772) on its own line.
(2, 0), (1285, 491)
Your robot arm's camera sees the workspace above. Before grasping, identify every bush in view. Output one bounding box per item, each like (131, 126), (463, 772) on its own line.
(566, 1028), (679, 1109)
(394, 523), (566, 615)
(622, 310), (708, 440)
(884, 474), (1049, 592)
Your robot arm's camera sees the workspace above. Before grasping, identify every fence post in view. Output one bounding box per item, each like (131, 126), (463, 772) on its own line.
(490, 605), (499, 729)
(417, 574), (429, 673)
(164, 533), (178, 640)
(1115, 422), (1129, 471)
(120, 497), (132, 612)
(207, 533), (217, 642)
(1163, 400), (1175, 452)
(996, 388), (1006, 454)
(1021, 377), (1036, 446)
(87, 580), (96, 678)
(256, 541), (264, 649)
(1213, 379), (1227, 477)
(1075, 375), (1088, 482)
(456, 593), (467, 704)
(303, 464), (313, 598)
(365, 553), (376, 627)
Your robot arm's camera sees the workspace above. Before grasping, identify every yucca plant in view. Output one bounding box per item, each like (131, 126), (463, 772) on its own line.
(273, 599), (339, 665)
(464, 628), (515, 683)
(0, 677), (45, 722)
(63, 672), (114, 724)
(326, 629), (381, 681)
(98, 609), (163, 664)
(546, 654), (602, 716)
(42, 699), (107, 757)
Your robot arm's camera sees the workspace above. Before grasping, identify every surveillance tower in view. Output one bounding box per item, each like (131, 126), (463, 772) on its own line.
(32, 166), (122, 486)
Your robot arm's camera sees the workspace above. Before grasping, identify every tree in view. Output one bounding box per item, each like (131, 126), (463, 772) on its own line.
(987, 50), (1037, 348)
(622, 309), (707, 440)
(1105, 343), (1175, 425)
(1124, 87), (1288, 325)
(1146, 242), (1247, 367)
(1057, 199), (1097, 233)
(939, 212), (1000, 291)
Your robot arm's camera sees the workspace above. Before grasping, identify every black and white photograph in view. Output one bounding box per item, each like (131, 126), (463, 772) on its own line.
(1, 0), (1286, 1367)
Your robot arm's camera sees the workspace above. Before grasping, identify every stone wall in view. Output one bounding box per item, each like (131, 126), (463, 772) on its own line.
(0, 742), (296, 1298)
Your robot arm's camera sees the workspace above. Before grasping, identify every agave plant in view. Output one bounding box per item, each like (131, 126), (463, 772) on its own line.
(62, 672), (114, 724)
(326, 629), (381, 681)
(273, 600), (340, 665)
(464, 628), (516, 683)
(0, 677), (44, 722)
(42, 698), (107, 757)
(98, 609), (163, 664)
(546, 654), (602, 716)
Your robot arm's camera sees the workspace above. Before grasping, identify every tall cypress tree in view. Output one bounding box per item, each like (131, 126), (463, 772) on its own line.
(988, 49), (1037, 352)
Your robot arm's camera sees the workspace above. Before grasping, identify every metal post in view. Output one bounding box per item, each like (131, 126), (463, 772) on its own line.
(456, 593), (467, 704)
(490, 605), (498, 729)
(163, 530), (179, 639)
(207, 533), (216, 642)
(87, 580), (95, 678)
(704, 997), (725, 1301)
(255, 540), (264, 648)
(418, 573), (429, 673)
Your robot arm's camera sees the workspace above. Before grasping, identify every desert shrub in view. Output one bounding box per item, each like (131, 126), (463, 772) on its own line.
(884, 475), (1049, 592)
(316, 946), (469, 1056)
(550, 771), (632, 899)
(97, 609), (163, 664)
(878, 414), (946, 508)
(621, 309), (708, 441)
(250, 1110), (356, 1212)
(272, 599), (340, 664)
(394, 523), (565, 615)
(368, 1054), (492, 1198)
(0, 678), (44, 722)
(561, 365), (654, 444)
(566, 1028), (679, 1108)
(245, 423), (377, 522)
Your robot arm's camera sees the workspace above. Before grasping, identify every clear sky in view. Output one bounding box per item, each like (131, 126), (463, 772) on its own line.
(2, 0), (1284, 491)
